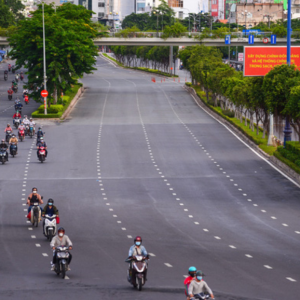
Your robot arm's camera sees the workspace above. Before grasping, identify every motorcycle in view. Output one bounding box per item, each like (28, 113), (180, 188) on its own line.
(18, 129), (25, 142)
(30, 202), (42, 227)
(20, 74), (24, 81)
(38, 146), (46, 163)
(24, 96), (29, 104)
(12, 67), (15, 74)
(8, 94), (12, 101)
(5, 130), (13, 142)
(4, 73), (8, 81)
(10, 143), (17, 157)
(8, 66), (11, 72)
(0, 149), (8, 164)
(43, 214), (57, 241)
(126, 255), (149, 291)
(14, 118), (20, 129)
(53, 246), (71, 279)
(28, 126), (34, 138)
(12, 85), (18, 93)
(193, 293), (211, 299)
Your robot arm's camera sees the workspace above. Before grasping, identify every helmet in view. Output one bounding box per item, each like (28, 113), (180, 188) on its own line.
(196, 270), (204, 277)
(134, 236), (142, 243)
(48, 198), (54, 204)
(16, 110), (19, 113)
(1, 139), (5, 143)
(12, 134), (15, 137)
(38, 127), (42, 130)
(12, 80), (15, 83)
(58, 227), (65, 234)
(30, 117), (32, 120)
(7, 123), (10, 127)
(32, 187), (38, 192)
(188, 266), (197, 274)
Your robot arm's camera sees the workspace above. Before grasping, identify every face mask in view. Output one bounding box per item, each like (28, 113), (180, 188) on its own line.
(48, 203), (53, 206)
(135, 241), (141, 246)
(33, 191), (37, 194)
(197, 276), (202, 281)
(59, 233), (64, 237)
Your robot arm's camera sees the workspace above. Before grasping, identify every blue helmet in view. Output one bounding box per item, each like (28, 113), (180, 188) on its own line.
(188, 266), (197, 276)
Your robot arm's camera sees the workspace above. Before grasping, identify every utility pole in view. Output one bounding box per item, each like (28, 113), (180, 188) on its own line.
(264, 15), (272, 28)
(169, 46), (173, 76)
(228, 11), (231, 61)
(42, 2), (47, 115)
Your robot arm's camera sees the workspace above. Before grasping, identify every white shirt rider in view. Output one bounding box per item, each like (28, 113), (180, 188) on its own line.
(23, 118), (30, 125)
(18, 124), (25, 130)
(29, 120), (36, 127)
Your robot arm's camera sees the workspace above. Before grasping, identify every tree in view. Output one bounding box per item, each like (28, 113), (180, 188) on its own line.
(122, 13), (151, 31)
(9, 3), (98, 105)
(5, 0), (25, 23)
(0, 1), (15, 28)
(161, 22), (187, 38)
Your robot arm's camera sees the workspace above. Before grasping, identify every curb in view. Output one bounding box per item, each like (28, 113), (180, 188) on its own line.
(184, 85), (300, 186)
(61, 86), (84, 120)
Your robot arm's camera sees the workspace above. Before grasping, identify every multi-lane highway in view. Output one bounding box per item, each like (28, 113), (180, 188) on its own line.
(0, 56), (299, 300)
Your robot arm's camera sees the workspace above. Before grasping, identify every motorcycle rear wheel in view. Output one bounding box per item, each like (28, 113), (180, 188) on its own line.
(34, 215), (38, 227)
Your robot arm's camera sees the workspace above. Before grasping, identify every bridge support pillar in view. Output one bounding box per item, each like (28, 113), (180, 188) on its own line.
(169, 46), (173, 76)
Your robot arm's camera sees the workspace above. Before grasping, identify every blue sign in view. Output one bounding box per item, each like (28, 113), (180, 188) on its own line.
(271, 34), (277, 45)
(248, 35), (254, 45)
(233, 51), (235, 55)
(225, 35), (231, 45)
(242, 29), (262, 36)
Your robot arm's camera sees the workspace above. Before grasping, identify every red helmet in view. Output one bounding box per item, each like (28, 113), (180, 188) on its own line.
(134, 236), (142, 243)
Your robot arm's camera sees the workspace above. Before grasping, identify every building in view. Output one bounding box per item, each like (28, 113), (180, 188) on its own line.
(168, 0), (206, 19)
(291, 0), (300, 18)
(236, 0), (284, 28)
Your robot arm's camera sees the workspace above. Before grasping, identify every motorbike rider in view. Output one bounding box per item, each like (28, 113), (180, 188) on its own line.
(50, 227), (73, 271)
(13, 110), (22, 125)
(8, 63), (11, 71)
(36, 127), (44, 141)
(42, 198), (59, 234)
(4, 123), (13, 133)
(7, 87), (13, 97)
(29, 117), (36, 134)
(188, 271), (214, 300)
(9, 134), (18, 154)
(27, 187), (43, 214)
(15, 100), (23, 111)
(128, 236), (148, 283)
(4, 70), (8, 78)
(23, 88), (28, 97)
(184, 266), (197, 300)
(37, 136), (48, 158)
(15, 73), (19, 81)
(12, 80), (17, 88)
(0, 139), (9, 161)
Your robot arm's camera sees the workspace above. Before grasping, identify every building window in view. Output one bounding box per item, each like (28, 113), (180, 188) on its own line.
(296, 8), (300, 13)
(168, 0), (183, 8)
(98, 2), (104, 7)
(98, 12), (104, 17)
(178, 11), (183, 19)
(212, 0), (217, 4)
(137, 3), (145, 11)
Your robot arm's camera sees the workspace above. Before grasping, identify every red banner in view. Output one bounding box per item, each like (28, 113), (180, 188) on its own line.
(244, 46), (300, 76)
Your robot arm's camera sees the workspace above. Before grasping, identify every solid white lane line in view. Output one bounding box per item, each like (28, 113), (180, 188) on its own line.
(164, 263), (173, 267)
(245, 254), (253, 258)
(286, 277), (297, 282)
(264, 265), (273, 269)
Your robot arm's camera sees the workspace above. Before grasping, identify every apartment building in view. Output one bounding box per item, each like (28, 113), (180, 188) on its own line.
(168, 0), (206, 19)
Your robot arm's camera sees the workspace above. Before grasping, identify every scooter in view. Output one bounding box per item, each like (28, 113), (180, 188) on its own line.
(30, 202), (41, 227)
(28, 126), (34, 138)
(20, 74), (24, 81)
(38, 146), (46, 163)
(43, 214), (57, 241)
(193, 293), (211, 299)
(4, 73), (8, 81)
(0, 149), (8, 164)
(126, 255), (149, 291)
(53, 246), (71, 279)
(5, 130), (13, 142)
(10, 143), (17, 157)
(8, 94), (12, 101)
(14, 118), (20, 129)
(24, 96), (29, 104)
(18, 129), (25, 142)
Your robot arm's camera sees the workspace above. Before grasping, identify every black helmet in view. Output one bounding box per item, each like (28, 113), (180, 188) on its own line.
(134, 236), (142, 243)
(48, 198), (54, 204)
(58, 227), (65, 234)
(12, 134), (15, 137)
(196, 270), (204, 277)
(1, 139), (5, 143)
(32, 187), (38, 192)
(38, 127), (41, 130)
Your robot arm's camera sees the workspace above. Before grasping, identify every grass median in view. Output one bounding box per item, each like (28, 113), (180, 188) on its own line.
(31, 83), (82, 119)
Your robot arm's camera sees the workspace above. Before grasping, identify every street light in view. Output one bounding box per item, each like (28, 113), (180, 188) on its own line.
(241, 10), (248, 37)
(109, 11), (118, 33)
(181, 8), (191, 35)
(153, 11), (161, 37)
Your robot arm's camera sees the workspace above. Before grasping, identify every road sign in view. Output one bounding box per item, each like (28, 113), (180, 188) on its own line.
(263, 37), (269, 44)
(233, 51), (235, 55)
(271, 35), (276, 45)
(41, 90), (48, 97)
(225, 35), (231, 45)
(238, 53), (244, 62)
(248, 35), (254, 45)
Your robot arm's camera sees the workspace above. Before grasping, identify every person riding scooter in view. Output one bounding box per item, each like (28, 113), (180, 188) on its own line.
(9, 134), (18, 154)
(185, 266), (197, 300)
(188, 271), (214, 300)
(37, 137), (48, 158)
(42, 199), (59, 235)
(0, 139), (9, 161)
(50, 227), (73, 271)
(27, 187), (43, 214)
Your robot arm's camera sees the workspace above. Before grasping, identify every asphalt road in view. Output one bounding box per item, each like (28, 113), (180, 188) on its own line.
(0, 56), (299, 300)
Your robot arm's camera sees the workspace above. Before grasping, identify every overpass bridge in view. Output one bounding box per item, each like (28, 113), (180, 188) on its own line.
(0, 36), (298, 47)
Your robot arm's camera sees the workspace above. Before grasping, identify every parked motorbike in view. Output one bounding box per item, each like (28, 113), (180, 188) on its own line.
(53, 246), (71, 279)
(38, 146), (46, 163)
(43, 214), (57, 241)
(126, 255), (149, 291)
(10, 143), (17, 157)
(30, 202), (41, 227)
(0, 149), (8, 164)
(18, 129), (25, 142)
(14, 118), (20, 129)
(5, 130), (13, 142)
(28, 126), (34, 138)
(8, 94), (12, 101)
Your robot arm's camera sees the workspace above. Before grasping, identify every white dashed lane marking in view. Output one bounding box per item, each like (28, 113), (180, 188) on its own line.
(264, 265), (273, 269)
(42, 253), (48, 257)
(164, 263), (173, 267)
(286, 277), (297, 282)
(229, 245), (236, 249)
(245, 254), (253, 258)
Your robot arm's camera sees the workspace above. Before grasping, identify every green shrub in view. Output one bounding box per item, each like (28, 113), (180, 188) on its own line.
(185, 82), (192, 87)
(274, 150), (300, 175)
(286, 141), (300, 157)
(222, 109), (234, 118)
(37, 104), (64, 114)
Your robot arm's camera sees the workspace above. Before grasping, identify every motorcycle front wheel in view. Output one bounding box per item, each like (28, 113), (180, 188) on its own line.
(61, 264), (66, 279)
(48, 231), (53, 241)
(136, 277), (142, 291)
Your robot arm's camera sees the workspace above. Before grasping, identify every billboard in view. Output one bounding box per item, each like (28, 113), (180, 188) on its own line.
(244, 46), (300, 76)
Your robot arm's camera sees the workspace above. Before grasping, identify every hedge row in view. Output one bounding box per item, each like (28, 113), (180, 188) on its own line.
(286, 141), (300, 158)
(277, 145), (300, 168)
(274, 150), (300, 175)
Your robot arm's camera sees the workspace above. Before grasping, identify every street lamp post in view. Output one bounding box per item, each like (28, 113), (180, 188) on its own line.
(284, 0), (293, 145)
(42, 2), (47, 115)
(181, 8), (191, 35)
